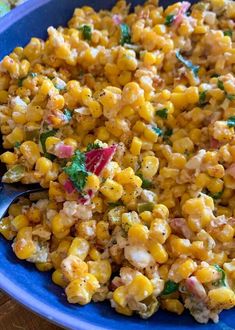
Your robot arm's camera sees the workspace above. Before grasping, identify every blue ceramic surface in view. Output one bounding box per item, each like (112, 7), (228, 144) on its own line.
(0, 1), (235, 329)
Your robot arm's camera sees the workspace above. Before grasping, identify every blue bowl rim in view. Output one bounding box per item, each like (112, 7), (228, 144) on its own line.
(0, 269), (103, 330)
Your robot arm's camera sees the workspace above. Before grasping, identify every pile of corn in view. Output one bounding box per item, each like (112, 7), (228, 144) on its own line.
(1, 0), (235, 323)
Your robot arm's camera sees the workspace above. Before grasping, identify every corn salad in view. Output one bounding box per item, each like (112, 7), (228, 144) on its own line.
(1, 0), (235, 323)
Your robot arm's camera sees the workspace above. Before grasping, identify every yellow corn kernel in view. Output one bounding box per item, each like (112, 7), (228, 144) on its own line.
(96, 221), (110, 245)
(207, 164), (224, 178)
(132, 121), (146, 134)
(113, 286), (128, 308)
(162, 299), (184, 315)
(130, 137), (142, 156)
(85, 174), (100, 192)
(52, 269), (68, 288)
(61, 255), (88, 282)
(6, 127), (25, 145)
(88, 260), (112, 284)
(115, 167), (141, 187)
(191, 241), (210, 261)
(149, 218), (171, 244)
(128, 275), (153, 301)
(68, 237), (90, 261)
(51, 213), (72, 239)
(214, 224), (234, 243)
(138, 102), (154, 122)
(76, 220), (96, 240)
(20, 141), (40, 166)
(208, 287), (235, 310)
(207, 178), (223, 194)
(36, 157), (53, 175)
(13, 227), (36, 260)
(169, 235), (191, 256)
(143, 126), (159, 143)
(148, 240), (168, 263)
(140, 211), (153, 225)
(88, 100), (102, 118)
(65, 273), (100, 305)
(152, 204), (169, 220)
(173, 137), (194, 154)
(115, 305), (133, 316)
(11, 214), (29, 231)
(159, 265), (169, 280)
(36, 261), (53, 272)
(128, 224), (149, 245)
(8, 203), (23, 217)
(26, 105), (44, 122)
(0, 90), (8, 103)
(141, 156), (159, 180)
(178, 259), (197, 280)
(143, 51), (157, 66)
(122, 211), (140, 231)
(100, 179), (123, 202)
(186, 87), (199, 104)
(45, 136), (61, 152)
(27, 206), (41, 224)
(0, 151), (17, 165)
(195, 266), (219, 284)
(89, 247), (101, 261)
(0, 217), (15, 240)
(96, 126), (110, 141)
(168, 153), (186, 169)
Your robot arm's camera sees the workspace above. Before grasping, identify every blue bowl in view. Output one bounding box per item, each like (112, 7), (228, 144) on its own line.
(0, 1), (235, 329)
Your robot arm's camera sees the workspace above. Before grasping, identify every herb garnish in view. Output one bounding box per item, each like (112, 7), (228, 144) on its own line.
(86, 142), (101, 152)
(176, 51), (200, 77)
(199, 91), (207, 105)
(224, 30), (232, 38)
(152, 126), (163, 136)
(136, 172), (153, 189)
(227, 116), (235, 127)
(165, 14), (175, 26)
(63, 150), (88, 192)
(79, 25), (92, 41)
(64, 109), (72, 122)
(39, 129), (57, 160)
(156, 108), (168, 119)
(162, 280), (179, 295)
(213, 264), (226, 286)
(120, 23), (131, 46)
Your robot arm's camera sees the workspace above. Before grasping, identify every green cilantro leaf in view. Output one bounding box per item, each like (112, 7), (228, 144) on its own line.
(156, 108), (168, 119)
(29, 72), (37, 78)
(86, 142), (101, 152)
(120, 23), (131, 46)
(162, 280), (179, 295)
(227, 116), (235, 127)
(18, 78), (24, 87)
(209, 190), (223, 200)
(63, 150), (88, 192)
(14, 142), (21, 149)
(214, 264), (226, 286)
(165, 14), (175, 26)
(217, 80), (224, 90)
(199, 91), (207, 105)
(211, 73), (220, 78)
(176, 51), (200, 77)
(64, 109), (72, 121)
(79, 25), (92, 41)
(152, 126), (163, 136)
(164, 128), (173, 137)
(136, 172), (153, 189)
(226, 94), (235, 101)
(224, 30), (232, 38)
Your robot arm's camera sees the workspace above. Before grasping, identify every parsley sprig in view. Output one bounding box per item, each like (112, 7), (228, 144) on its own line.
(63, 150), (88, 192)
